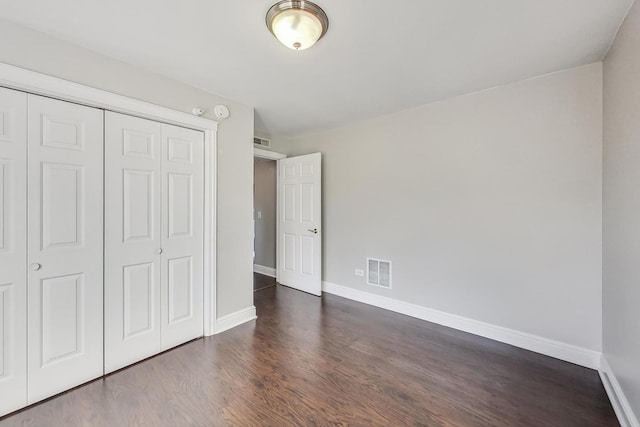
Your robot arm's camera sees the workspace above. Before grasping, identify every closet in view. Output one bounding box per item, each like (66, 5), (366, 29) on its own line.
(0, 87), (205, 417)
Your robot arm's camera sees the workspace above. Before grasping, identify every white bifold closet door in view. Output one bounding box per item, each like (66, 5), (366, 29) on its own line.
(0, 89), (104, 414)
(159, 123), (204, 349)
(0, 87), (28, 415)
(104, 112), (203, 373)
(26, 95), (104, 403)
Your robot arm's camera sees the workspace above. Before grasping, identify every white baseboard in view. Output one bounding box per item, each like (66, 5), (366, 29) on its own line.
(254, 264), (276, 278)
(214, 306), (257, 334)
(600, 355), (639, 427)
(322, 281), (601, 369)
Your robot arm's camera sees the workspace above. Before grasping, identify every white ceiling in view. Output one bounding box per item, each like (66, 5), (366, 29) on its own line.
(0, 0), (634, 136)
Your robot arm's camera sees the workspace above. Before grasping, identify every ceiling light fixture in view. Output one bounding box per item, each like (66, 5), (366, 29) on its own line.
(266, 0), (329, 51)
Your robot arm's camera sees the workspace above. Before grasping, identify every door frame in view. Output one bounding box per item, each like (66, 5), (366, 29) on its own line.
(254, 147), (286, 161)
(253, 147), (286, 282)
(0, 62), (220, 336)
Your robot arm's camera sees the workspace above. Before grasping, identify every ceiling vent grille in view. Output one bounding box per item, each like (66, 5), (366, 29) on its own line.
(367, 258), (392, 289)
(254, 136), (271, 148)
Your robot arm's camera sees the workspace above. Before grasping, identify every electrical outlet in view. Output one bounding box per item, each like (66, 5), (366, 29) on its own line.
(257, 211), (262, 219)
(355, 269), (364, 277)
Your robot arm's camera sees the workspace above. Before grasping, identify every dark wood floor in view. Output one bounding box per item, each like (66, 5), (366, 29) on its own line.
(254, 272), (277, 291)
(1, 277), (617, 426)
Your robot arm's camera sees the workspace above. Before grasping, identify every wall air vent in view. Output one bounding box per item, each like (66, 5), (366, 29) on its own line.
(367, 258), (392, 289)
(254, 136), (271, 148)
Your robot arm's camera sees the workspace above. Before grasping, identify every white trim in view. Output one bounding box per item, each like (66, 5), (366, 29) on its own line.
(203, 126), (217, 337)
(254, 147), (286, 160)
(214, 306), (257, 334)
(254, 264), (277, 278)
(0, 62), (218, 337)
(600, 355), (640, 427)
(0, 63), (218, 131)
(275, 156), (280, 284)
(322, 281), (601, 369)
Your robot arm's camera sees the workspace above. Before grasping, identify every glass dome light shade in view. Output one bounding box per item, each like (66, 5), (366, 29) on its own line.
(266, 1), (329, 51)
(271, 9), (323, 50)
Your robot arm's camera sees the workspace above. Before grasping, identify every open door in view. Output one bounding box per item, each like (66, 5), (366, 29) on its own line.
(277, 153), (322, 296)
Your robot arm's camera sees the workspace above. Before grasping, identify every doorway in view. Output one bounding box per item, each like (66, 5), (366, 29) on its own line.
(253, 147), (323, 296)
(253, 148), (286, 291)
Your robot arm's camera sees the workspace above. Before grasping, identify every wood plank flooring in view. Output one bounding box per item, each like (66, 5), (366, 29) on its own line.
(1, 278), (617, 426)
(254, 272), (277, 292)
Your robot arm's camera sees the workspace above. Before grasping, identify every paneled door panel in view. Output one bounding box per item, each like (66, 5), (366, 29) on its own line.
(105, 112), (162, 373)
(27, 94), (104, 404)
(40, 274), (85, 366)
(41, 163), (83, 249)
(277, 153), (322, 296)
(160, 124), (203, 349)
(122, 262), (155, 339)
(0, 88), (27, 416)
(123, 170), (155, 242)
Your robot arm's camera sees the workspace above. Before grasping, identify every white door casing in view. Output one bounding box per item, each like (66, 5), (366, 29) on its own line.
(160, 123), (204, 349)
(27, 94), (104, 403)
(0, 87), (27, 415)
(277, 153), (322, 296)
(104, 112), (162, 373)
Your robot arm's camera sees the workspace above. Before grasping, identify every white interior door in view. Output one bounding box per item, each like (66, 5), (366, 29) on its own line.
(160, 123), (204, 349)
(277, 153), (322, 296)
(0, 87), (27, 415)
(27, 94), (104, 403)
(104, 112), (162, 373)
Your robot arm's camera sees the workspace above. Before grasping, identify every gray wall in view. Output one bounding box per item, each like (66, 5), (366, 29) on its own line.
(0, 19), (254, 318)
(254, 159), (277, 269)
(277, 64), (603, 351)
(603, 0), (640, 416)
